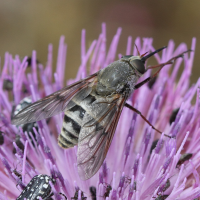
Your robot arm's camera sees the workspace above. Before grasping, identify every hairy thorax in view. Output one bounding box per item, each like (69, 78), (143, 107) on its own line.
(96, 60), (141, 97)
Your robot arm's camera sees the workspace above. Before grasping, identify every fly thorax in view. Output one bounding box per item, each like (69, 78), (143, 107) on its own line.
(126, 74), (140, 96)
(96, 60), (140, 96)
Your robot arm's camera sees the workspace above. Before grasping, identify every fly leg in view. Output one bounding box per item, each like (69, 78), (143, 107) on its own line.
(125, 103), (170, 138)
(134, 50), (192, 89)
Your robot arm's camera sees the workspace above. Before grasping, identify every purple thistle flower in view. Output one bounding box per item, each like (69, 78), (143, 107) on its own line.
(0, 23), (200, 200)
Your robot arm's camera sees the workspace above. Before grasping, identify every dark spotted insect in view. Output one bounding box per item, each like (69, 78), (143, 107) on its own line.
(3, 79), (13, 91)
(162, 179), (170, 193)
(89, 186), (96, 200)
(13, 134), (25, 154)
(124, 177), (136, 190)
(11, 97), (38, 147)
(133, 181), (137, 191)
(12, 167), (26, 190)
(16, 174), (56, 200)
(104, 184), (112, 198)
(169, 108), (180, 125)
(176, 153), (193, 167)
(0, 125), (7, 145)
(26, 56), (39, 67)
(0, 130), (4, 145)
(157, 179), (170, 196)
(12, 47), (191, 180)
(71, 188), (86, 200)
(154, 195), (169, 200)
(150, 139), (159, 154)
(13, 168), (22, 180)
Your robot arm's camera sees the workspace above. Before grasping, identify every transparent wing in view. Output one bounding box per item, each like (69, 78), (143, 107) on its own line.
(12, 73), (98, 125)
(77, 96), (126, 180)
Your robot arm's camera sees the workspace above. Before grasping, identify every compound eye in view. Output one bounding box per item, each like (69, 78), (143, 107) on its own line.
(130, 59), (145, 74)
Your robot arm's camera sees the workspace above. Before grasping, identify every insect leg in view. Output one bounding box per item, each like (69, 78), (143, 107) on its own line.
(134, 60), (171, 89)
(135, 50), (192, 90)
(125, 103), (161, 133)
(59, 192), (68, 200)
(125, 103), (171, 138)
(43, 192), (54, 200)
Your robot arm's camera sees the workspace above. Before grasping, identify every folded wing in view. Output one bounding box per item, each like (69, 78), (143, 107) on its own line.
(12, 73), (98, 125)
(77, 96), (126, 180)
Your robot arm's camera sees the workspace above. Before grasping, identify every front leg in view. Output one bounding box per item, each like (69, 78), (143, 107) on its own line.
(135, 50), (191, 89)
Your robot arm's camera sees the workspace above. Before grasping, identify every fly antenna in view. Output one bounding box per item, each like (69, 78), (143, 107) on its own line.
(134, 44), (140, 56)
(141, 46), (167, 63)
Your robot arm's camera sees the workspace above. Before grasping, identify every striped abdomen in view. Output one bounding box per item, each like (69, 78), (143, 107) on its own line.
(58, 94), (96, 148)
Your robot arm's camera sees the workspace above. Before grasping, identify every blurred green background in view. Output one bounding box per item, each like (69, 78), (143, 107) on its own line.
(0, 0), (199, 83)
